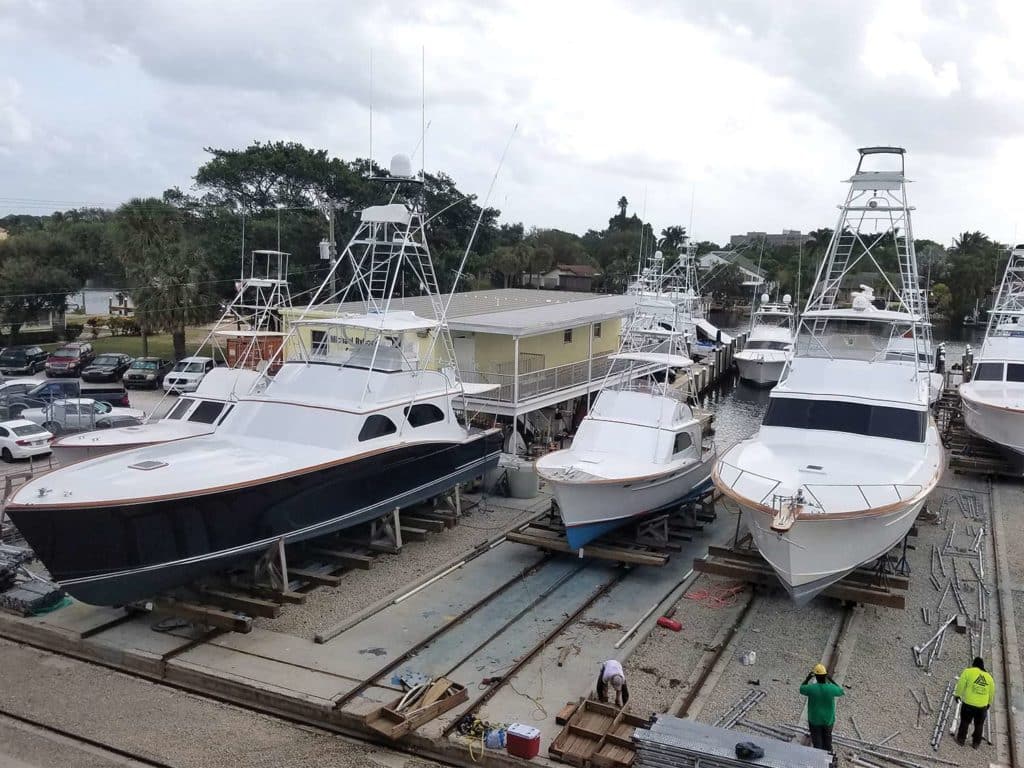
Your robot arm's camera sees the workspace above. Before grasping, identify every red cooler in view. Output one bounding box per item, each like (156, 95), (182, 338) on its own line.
(506, 723), (541, 759)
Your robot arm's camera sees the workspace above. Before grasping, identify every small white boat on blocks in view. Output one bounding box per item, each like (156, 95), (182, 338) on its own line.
(536, 310), (715, 549)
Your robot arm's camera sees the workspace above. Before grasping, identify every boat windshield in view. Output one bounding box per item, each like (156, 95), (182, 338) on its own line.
(745, 340), (790, 351)
(763, 396), (926, 442)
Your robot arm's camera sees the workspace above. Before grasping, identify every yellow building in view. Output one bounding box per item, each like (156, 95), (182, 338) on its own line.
(280, 288), (637, 421)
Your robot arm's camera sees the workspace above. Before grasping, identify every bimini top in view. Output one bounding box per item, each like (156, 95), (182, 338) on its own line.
(610, 352), (693, 368)
(802, 308), (921, 324)
(360, 203), (412, 225)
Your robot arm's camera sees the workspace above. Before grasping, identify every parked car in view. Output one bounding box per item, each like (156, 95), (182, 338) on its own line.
(0, 380), (131, 419)
(0, 345), (47, 376)
(21, 399), (145, 435)
(163, 356), (215, 394)
(45, 342), (95, 377)
(82, 353), (133, 382)
(96, 414), (145, 429)
(124, 357), (173, 389)
(0, 379), (43, 402)
(0, 419), (53, 462)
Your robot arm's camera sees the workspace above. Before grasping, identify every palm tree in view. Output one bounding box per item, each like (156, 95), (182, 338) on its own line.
(115, 198), (217, 359)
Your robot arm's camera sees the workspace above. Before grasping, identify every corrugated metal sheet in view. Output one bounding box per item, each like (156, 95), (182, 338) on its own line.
(634, 715), (832, 768)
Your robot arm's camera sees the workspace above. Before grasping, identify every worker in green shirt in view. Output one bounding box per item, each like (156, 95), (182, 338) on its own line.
(955, 656), (995, 748)
(799, 663), (845, 751)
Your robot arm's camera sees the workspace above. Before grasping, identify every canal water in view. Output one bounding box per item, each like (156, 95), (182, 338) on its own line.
(702, 314), (988, 451)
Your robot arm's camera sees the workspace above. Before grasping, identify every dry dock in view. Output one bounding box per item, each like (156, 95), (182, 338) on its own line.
(0, 463), (1021, 767)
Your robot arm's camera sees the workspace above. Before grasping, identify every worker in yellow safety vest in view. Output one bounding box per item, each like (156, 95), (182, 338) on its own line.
(955, 656), (995, 749)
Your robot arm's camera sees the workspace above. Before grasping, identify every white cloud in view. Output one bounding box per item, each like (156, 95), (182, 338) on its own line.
(0, 0), (1022, 243)
(0, 78), (33, 149)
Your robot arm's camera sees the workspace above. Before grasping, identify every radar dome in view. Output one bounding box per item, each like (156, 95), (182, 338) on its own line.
(761, 293), (770, 303)
(783, 294), (792, 304)
(390, 153), (413, 178)
(654, 250), (663, 260)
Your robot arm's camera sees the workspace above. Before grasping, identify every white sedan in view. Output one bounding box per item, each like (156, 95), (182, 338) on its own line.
(0, 419), (53, 462)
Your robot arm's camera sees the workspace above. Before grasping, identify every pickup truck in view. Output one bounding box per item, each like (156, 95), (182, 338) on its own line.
(21, 399), (146, 435)
(0, 380), (132, 419)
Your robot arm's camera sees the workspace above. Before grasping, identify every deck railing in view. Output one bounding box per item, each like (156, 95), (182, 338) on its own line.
(460, 350), (659, 404)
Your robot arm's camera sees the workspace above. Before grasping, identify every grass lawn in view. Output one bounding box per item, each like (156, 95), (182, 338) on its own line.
(41, 329), (215, 360)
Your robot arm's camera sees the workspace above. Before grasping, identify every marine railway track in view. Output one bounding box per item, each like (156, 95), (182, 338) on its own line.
(0, 706), (179, 768)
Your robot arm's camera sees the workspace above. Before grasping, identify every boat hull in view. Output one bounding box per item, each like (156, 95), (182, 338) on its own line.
(735, 356), (787, 387)
(545, 452), (715, 549)
(743, 497), (925, 605)
(7, 431), (502, 606)
(961, 389), (1024, 456)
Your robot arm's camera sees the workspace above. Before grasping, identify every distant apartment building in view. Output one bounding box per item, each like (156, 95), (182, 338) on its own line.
(729, 230), (813, 248)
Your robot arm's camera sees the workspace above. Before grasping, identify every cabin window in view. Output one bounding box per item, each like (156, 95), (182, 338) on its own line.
(1007, 364), (1024, 383)
(217, 404), (235, 425)
(563, 329), (573, 344)
(673, 432), (693, 454)
(974, 362), (1004, 382)
(593, 323), (602, 339)
(310, 330), (328, 356)
(167, 399), (193, 420)
(358, 414), (397, 441)
(188, 400), (226, 424)
(763, 397), (926, 442)
(405, 403), (445, 427)
(745, 340), (790, 351)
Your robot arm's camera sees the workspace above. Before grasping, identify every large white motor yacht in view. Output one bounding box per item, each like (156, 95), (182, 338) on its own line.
(6, 156), (502, 606)
(714, 147), (944, 604)
(960, 245), (1024, 457)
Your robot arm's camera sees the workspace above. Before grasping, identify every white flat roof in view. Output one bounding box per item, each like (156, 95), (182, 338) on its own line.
(287, 289), (636, 337)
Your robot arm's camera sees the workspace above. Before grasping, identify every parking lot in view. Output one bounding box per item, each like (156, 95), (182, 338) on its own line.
(0, 371), (180, 481)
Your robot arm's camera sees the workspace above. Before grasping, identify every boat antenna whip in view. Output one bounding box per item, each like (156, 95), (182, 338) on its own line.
(411, 123), (518, 409)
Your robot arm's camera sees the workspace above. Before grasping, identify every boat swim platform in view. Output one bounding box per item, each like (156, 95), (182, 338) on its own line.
(693, 539), (913, 609)
(0, 500), (736, 767)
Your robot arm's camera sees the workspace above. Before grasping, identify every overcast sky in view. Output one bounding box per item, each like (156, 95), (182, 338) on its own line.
(1, 0), (1022, 247)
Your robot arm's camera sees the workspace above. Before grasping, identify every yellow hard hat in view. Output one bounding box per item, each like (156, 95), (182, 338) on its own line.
(813, 664), (827, 675)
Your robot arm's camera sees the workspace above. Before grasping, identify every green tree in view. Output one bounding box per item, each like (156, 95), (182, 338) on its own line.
(930, 282), (952, 317)
(946, 231), (1005, 322)
(0, 232), (82, 344)
(115, 198), (218, 359)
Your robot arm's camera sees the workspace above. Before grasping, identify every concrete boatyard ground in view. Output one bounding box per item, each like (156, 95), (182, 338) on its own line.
(0, 385), (1021, 766)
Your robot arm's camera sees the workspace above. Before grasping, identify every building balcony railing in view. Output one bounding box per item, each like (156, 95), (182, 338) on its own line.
(460, 350), (659, 405)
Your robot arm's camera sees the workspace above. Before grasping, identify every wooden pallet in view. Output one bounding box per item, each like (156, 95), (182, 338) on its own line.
(549, 698), (650, 767)
(694, 545), (910, 609)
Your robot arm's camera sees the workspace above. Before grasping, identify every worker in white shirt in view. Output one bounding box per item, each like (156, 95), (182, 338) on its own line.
(595, 659), (630, 707)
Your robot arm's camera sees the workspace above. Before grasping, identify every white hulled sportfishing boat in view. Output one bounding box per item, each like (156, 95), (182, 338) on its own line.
(734, 294), (795, 386)
(6, 154), (502, 606)
(960, 244), (1024, 457)
(51, 250), (291, 464)
(713, 147), (943, 604)
(536, 300), (716, 549)
(628, 240), (729, 358)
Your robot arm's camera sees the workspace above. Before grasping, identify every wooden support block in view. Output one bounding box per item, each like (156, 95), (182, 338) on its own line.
(556, 701), (579, 725)
(306, 547), (374, 570)
(153, 598), (253, 633)
(244, 583), (308, 604)
(506, 530), (668, 566)
(289, 568), (343, 587)
(399, 526), (427, 541)
(400, 516), (446, 533)
(200, 588), (282, 619)
(955, 614), (968, 634)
